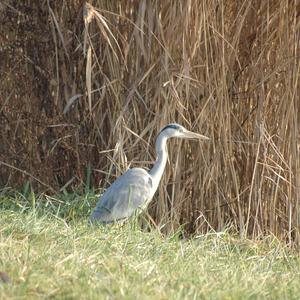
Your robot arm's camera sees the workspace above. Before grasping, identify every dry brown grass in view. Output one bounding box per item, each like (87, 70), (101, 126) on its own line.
(0, 1), (299, 243)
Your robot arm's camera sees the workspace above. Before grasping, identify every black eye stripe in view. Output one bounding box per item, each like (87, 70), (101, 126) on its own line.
(161, 124), (180, 131)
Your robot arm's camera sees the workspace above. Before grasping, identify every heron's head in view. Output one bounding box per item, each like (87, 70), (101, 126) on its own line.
(160, 123), (210, 140)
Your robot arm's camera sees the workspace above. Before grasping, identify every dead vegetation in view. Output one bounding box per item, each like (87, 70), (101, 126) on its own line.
(0, 1), (299, 243)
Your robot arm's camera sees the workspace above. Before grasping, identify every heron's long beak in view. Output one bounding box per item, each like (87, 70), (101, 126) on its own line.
(183, 130), (210, 140)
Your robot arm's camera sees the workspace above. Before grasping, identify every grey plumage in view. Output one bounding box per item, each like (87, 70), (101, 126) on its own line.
(90, 168), (152, 223)
(89, 123), (209, 224)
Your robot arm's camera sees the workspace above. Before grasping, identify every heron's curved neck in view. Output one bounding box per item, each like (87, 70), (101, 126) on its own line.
(149, 133), (168, 191)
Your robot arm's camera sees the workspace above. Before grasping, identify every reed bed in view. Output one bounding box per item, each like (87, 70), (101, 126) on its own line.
(0, 1), (299, 243)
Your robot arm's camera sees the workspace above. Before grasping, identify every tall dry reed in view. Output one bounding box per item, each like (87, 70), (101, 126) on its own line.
(0, 1), (299, 243)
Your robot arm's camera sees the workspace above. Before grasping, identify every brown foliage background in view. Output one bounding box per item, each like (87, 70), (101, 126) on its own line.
(0, 1), (299, 242)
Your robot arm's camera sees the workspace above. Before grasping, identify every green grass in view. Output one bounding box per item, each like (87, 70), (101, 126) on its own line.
(0, 194), (300, 299)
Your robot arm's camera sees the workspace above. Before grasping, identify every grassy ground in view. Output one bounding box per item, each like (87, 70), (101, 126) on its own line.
(0, 194), (300, 299)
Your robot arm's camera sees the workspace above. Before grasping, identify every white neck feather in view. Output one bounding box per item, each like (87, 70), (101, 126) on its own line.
(148, 133), (169, 196)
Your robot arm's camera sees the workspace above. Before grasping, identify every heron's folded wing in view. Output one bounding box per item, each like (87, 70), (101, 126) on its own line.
(91, 168), (151, 223)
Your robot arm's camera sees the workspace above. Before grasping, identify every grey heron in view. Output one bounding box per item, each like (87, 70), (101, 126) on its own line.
(89, 123), (209, 224)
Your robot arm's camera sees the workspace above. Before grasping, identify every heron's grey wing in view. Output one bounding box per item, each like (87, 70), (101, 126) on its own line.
(90, 168), (152, 223)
